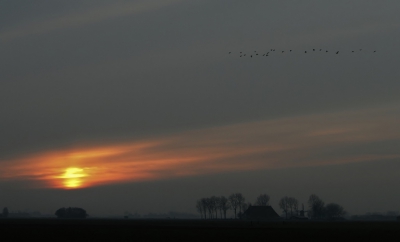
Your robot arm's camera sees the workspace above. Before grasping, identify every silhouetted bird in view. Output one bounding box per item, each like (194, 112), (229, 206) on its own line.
(360, 49), (362, 51)
(374, 51), (376, 52)
(320, 49), (322, 51)
(352, 51), (354, 52)
(244, 54), (246, 56)
(305, 51), (307, 53)
(282, 51), (284, 53)
(326, 50), (328, 52)
(290, 50), (292, 52)
(313, 49), (315, 51)
(229, 52), (231, 54)
(240, 55), (242, 57)
(251, 55), (253, 58)
(263, 54), (265, 56)
(336, 51), (339, 54)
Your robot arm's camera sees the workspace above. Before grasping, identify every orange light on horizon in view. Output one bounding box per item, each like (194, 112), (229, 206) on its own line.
(1, 104), (400, 190)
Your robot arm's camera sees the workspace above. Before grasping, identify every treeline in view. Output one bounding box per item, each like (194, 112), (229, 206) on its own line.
(276, 194), (346, 219)
(196, 193), (346, 220)
(305, 194), (346, 220)
(196, 193), (270, 219)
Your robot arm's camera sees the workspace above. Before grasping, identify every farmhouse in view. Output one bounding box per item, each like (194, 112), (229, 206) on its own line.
(241, 206), (281, 220)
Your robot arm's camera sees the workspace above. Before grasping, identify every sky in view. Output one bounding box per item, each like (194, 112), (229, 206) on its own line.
(1, 0), (400, 217)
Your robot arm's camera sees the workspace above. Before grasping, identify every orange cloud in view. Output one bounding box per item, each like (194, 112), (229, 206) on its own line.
(1, 104), (400, 189)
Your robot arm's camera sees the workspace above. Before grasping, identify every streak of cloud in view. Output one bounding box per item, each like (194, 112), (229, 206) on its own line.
(0, 0), (184, 43)
(1, 103), (399, 189)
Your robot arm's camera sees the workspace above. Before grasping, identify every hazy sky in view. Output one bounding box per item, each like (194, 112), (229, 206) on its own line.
(1, 0), (400, 217)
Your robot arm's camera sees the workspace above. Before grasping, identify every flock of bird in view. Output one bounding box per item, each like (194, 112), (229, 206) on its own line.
(228, 49), (377, 58)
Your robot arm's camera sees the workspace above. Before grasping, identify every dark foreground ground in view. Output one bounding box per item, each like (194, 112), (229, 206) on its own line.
(0, 219), (399, 241)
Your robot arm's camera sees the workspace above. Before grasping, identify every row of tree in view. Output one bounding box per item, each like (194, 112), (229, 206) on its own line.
(279, 194), (346, 219)
(196, 193), (346, 220)
(306, 194), (346, 219)
(196, 193), (271, 219)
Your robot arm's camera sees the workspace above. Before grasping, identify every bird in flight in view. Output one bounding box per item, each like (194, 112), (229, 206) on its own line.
(230, 47), (378, 58)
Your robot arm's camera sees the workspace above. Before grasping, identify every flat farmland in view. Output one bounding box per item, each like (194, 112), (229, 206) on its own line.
(0, 219), (399, 241)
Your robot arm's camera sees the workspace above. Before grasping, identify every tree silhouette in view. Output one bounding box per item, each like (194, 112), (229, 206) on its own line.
(255, 194), (270, 206)
(200, 198), (208, 219)
(287, 197), (299, 217)
(210, 196), (220, 219)
(308, 194), (325, 219)
(219, 196), (231, 219)
(325, 203), (346, 219)
(279, 196), (289, 219)
(229, 193), (245, 219)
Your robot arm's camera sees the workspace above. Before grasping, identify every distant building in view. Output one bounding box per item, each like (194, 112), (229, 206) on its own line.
(241, 206), (281, 220)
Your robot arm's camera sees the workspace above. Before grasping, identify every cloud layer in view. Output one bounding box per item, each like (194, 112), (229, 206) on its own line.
(1, 104), (399, 189)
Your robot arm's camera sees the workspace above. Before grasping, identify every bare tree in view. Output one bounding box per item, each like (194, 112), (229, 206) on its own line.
(287, 197), (299, 217)
(200, 198), (208, 219)
(210, 196), (220, 219)
(205, 197), (214, 219)
(279, 196), (289, 219)
(308, 194), (325, 219)
(255, 194), (270, 206)
(236, 193), (246, 215)
(219, 196), (231, 219)
(229, 193), (242, 219)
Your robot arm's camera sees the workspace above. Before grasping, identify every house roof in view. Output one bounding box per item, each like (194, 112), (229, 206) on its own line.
(242, 206), (281, 220)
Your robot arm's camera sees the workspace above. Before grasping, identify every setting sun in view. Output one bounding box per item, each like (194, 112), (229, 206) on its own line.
(59, 168), (88, 189)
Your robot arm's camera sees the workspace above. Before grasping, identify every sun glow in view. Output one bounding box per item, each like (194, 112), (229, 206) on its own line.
(58, 167), (88, 189)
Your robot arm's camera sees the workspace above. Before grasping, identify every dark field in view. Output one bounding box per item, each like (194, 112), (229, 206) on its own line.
(1, 219), (399, 241)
